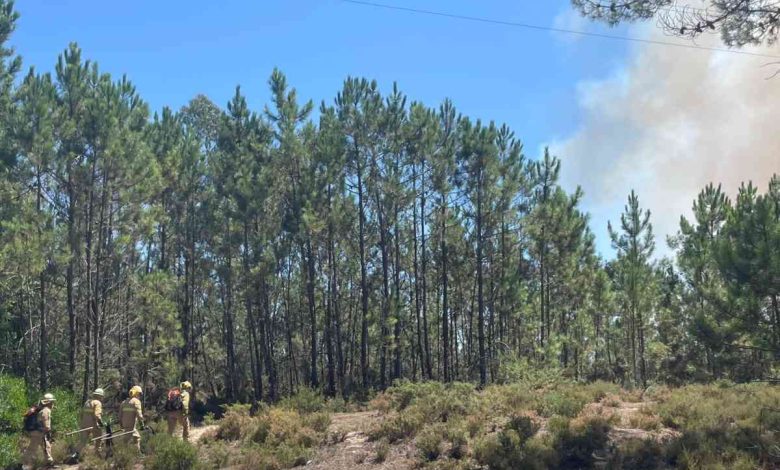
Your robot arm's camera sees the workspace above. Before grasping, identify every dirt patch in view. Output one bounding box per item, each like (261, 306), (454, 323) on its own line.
(308, 411), (416, 470)
(188, 423), (218, 443)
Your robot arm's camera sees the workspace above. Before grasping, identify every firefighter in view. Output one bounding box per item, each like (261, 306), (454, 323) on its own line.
(166, 381), (191, 440)
(118, 386), (144, 452)
(78, 388), (105, 452)
(22, 393), (55, 468)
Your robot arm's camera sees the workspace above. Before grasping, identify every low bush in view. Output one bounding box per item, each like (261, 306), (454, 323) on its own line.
(416, 424), (444, 461)
(374, 438), (389, 463)
(216, 408), (252, 441)
(238, 446), (282, 470)
(368, 410), (425, 442)
(627, 409), (662, 431)
(0, 432), (18, 470)
(657, 383), (780, 468)
(273, 443), (311, 467)
(608, 439), (665, 470)
(278, 388), (325, 414)
(198, 439), (231, 469)
(303, 411), (331, 433)
(144, 433), (199, 470)
(552, 415), (611, 469)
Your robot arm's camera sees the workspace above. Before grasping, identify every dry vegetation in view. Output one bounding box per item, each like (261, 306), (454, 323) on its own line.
(361, 379), (780, 470)
(31, 379), (780, 469)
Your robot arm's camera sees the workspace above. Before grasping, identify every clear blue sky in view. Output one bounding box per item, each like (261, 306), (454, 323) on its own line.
(12, 0), (634, 255)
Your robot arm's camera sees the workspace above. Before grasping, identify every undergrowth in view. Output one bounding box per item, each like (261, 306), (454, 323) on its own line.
(367, 379), (780, 469)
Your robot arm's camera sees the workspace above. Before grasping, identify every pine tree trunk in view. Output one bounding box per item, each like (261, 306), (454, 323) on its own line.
(477, 170), (487, 387)
(420, 159), (433, 379)
(305, 238), (319, 388)
(412, 166), (425, 379)
(441, 198), (450, 382)
(356, 155), (370, 390)
(393, 205), (403, 381)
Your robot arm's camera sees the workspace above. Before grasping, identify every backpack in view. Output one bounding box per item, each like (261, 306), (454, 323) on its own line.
(164, 388), (183, 411)
(23, 405), (42, 432)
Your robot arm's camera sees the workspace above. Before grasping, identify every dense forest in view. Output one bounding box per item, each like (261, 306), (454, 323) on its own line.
(1, 0), (778, 411)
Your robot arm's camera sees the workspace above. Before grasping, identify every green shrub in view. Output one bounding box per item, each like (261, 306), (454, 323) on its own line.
(416, 425), (444, 461)
(369, 410), (424, 442)
(506, 414), (539, 442)
(273, 443), (311, 467)
(238, 445), (281, 470)
(0, 432), (19, 470)
(303, 411), (331, 433)
(473, 430), (548, 470)
(278, 388), (325, 414)
(657, 383), (780, 467)
(374, 439), (389, 463)
(445, 425), (467, 460)
(107, 443), (140, 470)
(609, 439), (665, 470)
(199, 439), (231, 469)
(0, 374), (27, 433)
(250, 418), (272, 444)
(552, 415), (611, 469)
(203, 412), (217, 426)
(538, 392), (583, 418)
(145, 433), (198, 470)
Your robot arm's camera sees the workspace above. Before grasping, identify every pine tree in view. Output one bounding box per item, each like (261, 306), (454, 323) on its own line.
(609, 190), (655, 388)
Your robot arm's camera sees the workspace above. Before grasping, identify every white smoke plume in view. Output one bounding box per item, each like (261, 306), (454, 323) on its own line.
(551, 25), (780, 258)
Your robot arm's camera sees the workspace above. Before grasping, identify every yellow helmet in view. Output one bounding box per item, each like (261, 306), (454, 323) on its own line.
(180, 381), (192, 390)
(129, 386), (143, 398)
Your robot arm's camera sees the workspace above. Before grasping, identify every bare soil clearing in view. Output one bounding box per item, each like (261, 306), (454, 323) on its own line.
(307, 411), (416, 470)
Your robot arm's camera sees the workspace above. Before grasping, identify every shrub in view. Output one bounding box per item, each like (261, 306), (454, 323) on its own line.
(374, 439), (390, 463)
(203, 412), (217, 426)
(538, 391), (583, 418)
(608, 439), (665, 470)
(0, 374), (27, 433)
(199, 440), (231, 469)
(238, 446), (281, 470)
(466, 414), (484, 438)
(370, 393), (393, 413)
(106, 443), (139, 470)
(303, 411), (331, 433)
(657, 383), (780, 467)
(472, 430), (546, 470)
(552, 415), (611, 469)
(416, 425), (444, 461)
(627, 410), (662, 431)
(506, 413), (539, 442)
(264, 409), (303, 446)
(369, 410), (424, 442)
(0, 433), (18, 470)
(216, 409), (251, 441)
(145, 433), (198, 470)
(445, 425), (467, 460)
(274, 443), (311, 467)
(250, 418), (272, 444)
(278, 388), (325, 414)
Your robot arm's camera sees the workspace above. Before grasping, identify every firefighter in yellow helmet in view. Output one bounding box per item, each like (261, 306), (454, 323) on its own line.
(22, 393), (55, 468)
(118, 386), (144, 452)
(78, 388), (105, 452)
(166, 381), (191, 440)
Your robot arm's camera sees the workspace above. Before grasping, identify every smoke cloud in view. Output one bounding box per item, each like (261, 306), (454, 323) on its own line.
(550, 25), (780, 258)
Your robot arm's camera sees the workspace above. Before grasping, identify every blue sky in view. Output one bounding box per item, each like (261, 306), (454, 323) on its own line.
(13, 0), (638, 255)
